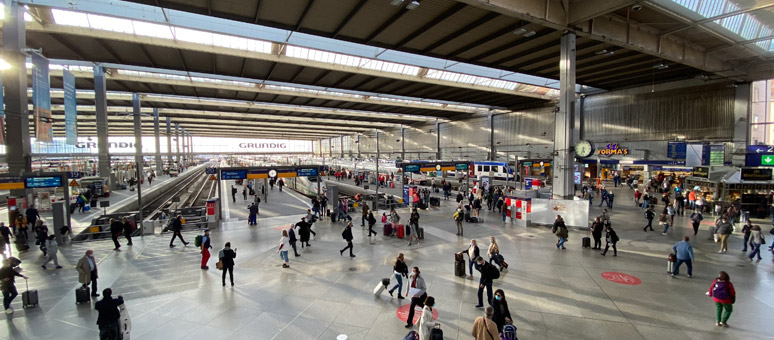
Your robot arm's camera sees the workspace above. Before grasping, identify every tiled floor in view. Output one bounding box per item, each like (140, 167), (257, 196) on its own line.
(3, 183), (774, 339)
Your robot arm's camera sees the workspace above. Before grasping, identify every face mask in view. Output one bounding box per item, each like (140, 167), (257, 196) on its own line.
(495, 295), (502, 301)
(432, 304), (436, 307)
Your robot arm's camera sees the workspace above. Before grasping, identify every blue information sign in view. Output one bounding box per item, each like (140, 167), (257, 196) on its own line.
(296, 168), (318, 177)
(205, 167), (218, 174)
(667, 141), (686, 159)
(405, 165), (420, 172)
(747, 145), (773, 154)
(221, 170), (246, 180)
(25, 176), (62, 188)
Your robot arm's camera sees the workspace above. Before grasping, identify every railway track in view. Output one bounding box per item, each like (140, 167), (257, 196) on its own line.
(141, 164), (213, 220)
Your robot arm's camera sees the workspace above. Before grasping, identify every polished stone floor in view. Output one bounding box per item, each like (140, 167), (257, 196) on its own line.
(2, 183), (773, 340)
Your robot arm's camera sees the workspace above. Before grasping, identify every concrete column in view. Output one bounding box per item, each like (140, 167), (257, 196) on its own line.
(401, 128), (406, 161)
(188, 133), (193, 162)
(2, 1), (31, 184)
(375, 131), (380, 212)
(340, 136), (345, 158)
(132, 94), (144, 229)
(329, 137), (333, 158)
(357, 134), (361, 158)
(166, 117), (172, 169)
(175, 123), (180, 167)
(552, 32), (577, 199)
(488, 113), (495, 160)
(435, 121), (441, 160)
(181, 127), (187, 167)
(153, 108), (162, 173)
(94, 66), (111, 184)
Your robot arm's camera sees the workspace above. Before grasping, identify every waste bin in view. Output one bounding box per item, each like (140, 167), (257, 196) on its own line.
(142, 220), (156, 235)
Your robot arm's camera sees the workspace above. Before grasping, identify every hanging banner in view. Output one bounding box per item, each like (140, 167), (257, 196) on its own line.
(166, 116), (171, 134)
(0, 74), (5, 145)
(31, 53), (52, 142)
(63, 70), (77, 145)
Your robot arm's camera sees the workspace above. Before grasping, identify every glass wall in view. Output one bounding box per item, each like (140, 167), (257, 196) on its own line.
(751, 80), (774, 145)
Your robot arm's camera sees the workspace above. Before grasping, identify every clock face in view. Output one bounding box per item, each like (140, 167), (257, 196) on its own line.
(575, 141), (594, 158)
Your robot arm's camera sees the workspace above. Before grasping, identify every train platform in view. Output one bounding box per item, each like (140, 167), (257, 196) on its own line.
(218, 179), (313, 222)
(5, 183), (774, 340)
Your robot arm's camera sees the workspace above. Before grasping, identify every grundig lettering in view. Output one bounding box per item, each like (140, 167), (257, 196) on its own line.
(238, 143), (287, 149)
(75, 142), (135, 149)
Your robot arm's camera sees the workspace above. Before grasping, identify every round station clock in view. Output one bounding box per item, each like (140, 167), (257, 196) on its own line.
(574, 140), (594, 158)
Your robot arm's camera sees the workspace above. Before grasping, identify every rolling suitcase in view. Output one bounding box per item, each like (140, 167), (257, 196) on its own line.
(383, 223), (393, 236)
(454, 252), (466, 277)
(21, 278), (38, 309)
(373, 277), (390, 296)
(417, 227), (424, 240)
(76, 286), (91, 304)
(118, 303), (132, 340)
(667, 253), (676, 274)
(396, 224), (405, 238)
(582, 237), (591, 248)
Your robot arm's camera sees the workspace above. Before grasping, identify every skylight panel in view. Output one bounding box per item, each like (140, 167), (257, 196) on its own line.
(698, 0), (725, 17)
(132, 21), (173, 39)
(740, 16), (760, 40)
(87, 14), (133, 34)
(51, 9), (89, 28)
(719, 14), (744, 34)
(756, 39), (772, 50)
(674, 0), (700, 11)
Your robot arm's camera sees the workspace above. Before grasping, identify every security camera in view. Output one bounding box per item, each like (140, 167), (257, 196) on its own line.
(631, 4), (642, 11)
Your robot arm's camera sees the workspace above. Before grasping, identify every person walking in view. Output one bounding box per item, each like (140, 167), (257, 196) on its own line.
(0, 223), (12, 257)
(454, 208), (464, 236)
(295, 217), (312, 248)
(361, 203), (369, 227)
(474, 256), (497, 308)
(0, 258), (27, 314)
(25, 205), (40, 233)
(200, 229), (212, 270)
(388, 253), (408, 299)
(690, 211), (703, 236)
(76, 250), (100, 297)
(716, 217), (733, 253)
(671, 236), (694, 277)
(278, 230), (291, 268)
(34, 221), (48, 256)
(168, 215), (189, 247)
(121, 217), (133, 246)
(591, 217), (604, 250)
(287, 225), (300, 257)
(40, 235), (62, 269)
(408, 209), (420, 246)
(659, 212), (670, 235)
(461, 240), (480, 279)
(95, 288), (124, 340)
(707, 271), (735, 327)
(418, 296), (439, 340)
(339, 222), (356, 258)
(741, 220), (753, 252)
(219, 242), (237, 286)
(601, 225), (619, 256)
(748, 225), (764, 261)
(231, 185), (237, 203)
(552, 215), (568, 250)
(366, 211), (377, 238)
(404, 266), (427, 329)
(487, 237), (504, 271)
(471, 306), (499, 340)
(667, 204), (676, 225)
(491, 289), (513, 333)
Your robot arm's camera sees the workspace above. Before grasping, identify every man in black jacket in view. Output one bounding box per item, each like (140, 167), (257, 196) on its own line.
(474, 256), (497, 308)
(25, 206), (40, 232)
(339, 222), (355, 257)
(109, 218), (122, 251)
(219, 242), (237, 287)
(95, 288), (124, 340)
(0, 258), (27, 314)
(295, 217), (312, 248)
(169, 215), (189, 248)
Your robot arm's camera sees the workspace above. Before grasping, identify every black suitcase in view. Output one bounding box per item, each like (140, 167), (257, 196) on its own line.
(454, 253), (466, 277)
(21, 279), (38, 309)
(582, 237), (591, 248)
(330, 214), (336, 223)
(417, 227), (424, 240)
(76, 286), (90, 304)
(90, 200), (98, 207)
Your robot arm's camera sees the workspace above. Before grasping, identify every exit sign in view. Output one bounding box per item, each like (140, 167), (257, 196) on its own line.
(763, 155), (774, 166)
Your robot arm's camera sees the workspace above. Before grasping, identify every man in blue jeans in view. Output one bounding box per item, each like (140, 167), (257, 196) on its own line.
(671, 236), (694, 278)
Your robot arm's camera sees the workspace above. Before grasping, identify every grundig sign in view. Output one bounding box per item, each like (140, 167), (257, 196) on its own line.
(238, 143), (287, 149)
(76, 142), (134, 149)
(598, 143), (630, 157)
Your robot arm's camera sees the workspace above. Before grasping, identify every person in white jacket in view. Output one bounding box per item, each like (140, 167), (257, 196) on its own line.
(41, 235), (62, 269)
(418, 295), (439, 340)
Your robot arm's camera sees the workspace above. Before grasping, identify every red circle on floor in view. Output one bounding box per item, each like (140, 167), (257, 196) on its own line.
(601, 272), (642, 285)
(396, 304), (439, 324)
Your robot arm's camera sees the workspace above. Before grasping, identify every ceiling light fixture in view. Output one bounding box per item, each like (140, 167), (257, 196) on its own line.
(406, 0), (420, 10)
(594, 49), (614, 56)
(512, 28), (527, 35)
(653, 62), (669, 70)
(523, 31), (536, 37)
(0, 58), (11, 70)
(390, 0), (404, 6)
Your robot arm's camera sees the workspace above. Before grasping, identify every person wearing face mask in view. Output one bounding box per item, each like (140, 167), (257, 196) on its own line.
(491, 289), (513, 332)
(474, 256), (498, 308)
(461, 240), (480, 279)
(418, 296), (440, 340)
(404, 267), (427, 329)
(487, 237), (505, 271)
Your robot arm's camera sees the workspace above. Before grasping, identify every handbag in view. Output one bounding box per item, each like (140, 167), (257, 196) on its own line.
(216, 260), (223, 270)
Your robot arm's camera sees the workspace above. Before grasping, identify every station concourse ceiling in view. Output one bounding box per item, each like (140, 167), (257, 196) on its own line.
(11, 0), (774, 139)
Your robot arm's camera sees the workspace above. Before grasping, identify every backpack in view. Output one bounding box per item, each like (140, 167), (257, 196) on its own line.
(487, 263), (501, 280)
(194, 235), (203, 247)
(501, 324), (518, 340)
(403, 330), (419, 340)
(342, 229), (348, 240)
(453, 211), (461, 221)
(711, 281), (731, 301)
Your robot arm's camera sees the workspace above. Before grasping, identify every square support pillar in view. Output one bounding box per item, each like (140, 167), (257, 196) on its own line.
(94, 66), (111, 184)
(175, 123), (180, 168)
(153, 108), (163, 174)
(552, 32), (577, 199)
(2, 1), (31, 185)
(166, 117), (172, 169)
(133, 94), (144, 228)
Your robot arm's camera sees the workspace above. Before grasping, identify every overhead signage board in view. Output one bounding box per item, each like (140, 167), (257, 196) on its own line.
(709, 144), (724, 166)
(597, 143), (630, 157)
(246, 169), (268, 179)
(523, 162), (533, 167)
(68, 171), (84, 179)
(296, 168), (319, 177)
(455, 163), (469, 171)
(741, 168), (773, 181)
(763, 155), (774, 166)
(747, 145), (774, 154)
(0, 177), (25, 190)
(667, 141), (687, 159)
(692, 167), (709, 178)
(205, 168), (218, 175)
(221, 170), (246, 180)
(404, 165), (420, 172)
(25, 176), (62, 188)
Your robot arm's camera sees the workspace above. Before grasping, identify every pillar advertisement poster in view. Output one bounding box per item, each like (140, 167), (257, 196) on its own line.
(31, 53), (53, 143)
(63, 70), (78, 145)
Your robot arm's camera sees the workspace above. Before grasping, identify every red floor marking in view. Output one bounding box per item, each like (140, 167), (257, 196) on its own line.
(601, 272), (642, 285)
(396, 304), (439, 323)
